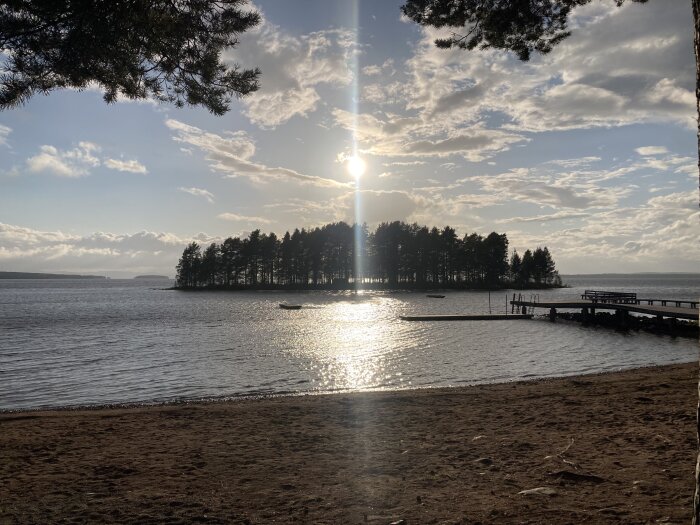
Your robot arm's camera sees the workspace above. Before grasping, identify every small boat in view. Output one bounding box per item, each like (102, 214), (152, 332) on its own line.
(426, 294), (446, 299)
(279, 303), (302, 310)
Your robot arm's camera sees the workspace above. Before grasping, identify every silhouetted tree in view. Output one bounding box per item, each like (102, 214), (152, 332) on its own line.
(278, 231), (292, 285)
(441, 226), (459, 283)
(200, 243), (220, 286)
(519, 249), (534, 284)
(0, 0), (260, 114)
(414, 225), (430, 285)
(482, 232), (509, 286)
(260, 232), (278, 285)
(220, 237), (240, 286)
(175, 242), (201, 288)
(427, 227), (442, 283)
(245, 230), (261, 285)
(463, 233), (483, 283)
(510, 250), (522, 283)
(352, 223), (370, 284)
(541, 246), (557, 284)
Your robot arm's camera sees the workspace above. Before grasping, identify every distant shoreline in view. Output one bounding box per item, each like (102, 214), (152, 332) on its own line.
(0, 271), (106, 280)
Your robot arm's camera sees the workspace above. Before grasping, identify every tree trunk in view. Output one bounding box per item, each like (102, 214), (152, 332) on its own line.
(694, 0), (700, 522)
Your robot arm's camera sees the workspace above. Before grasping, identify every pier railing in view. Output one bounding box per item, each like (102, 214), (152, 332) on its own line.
(579, 290), (698, 308)
(637, 298), (699, 309)
(581, 290), (637, 304)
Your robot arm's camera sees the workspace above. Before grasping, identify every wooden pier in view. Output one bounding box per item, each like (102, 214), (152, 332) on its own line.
(400, 314), (533, 321)
(580, 290), (698, 308)
(511, 291), (699, 322)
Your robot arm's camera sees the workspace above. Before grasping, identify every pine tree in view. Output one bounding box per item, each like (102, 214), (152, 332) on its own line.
(175, 242), (201, 289)
(510, 250), (522, 283)
(0, 0), (261, 114)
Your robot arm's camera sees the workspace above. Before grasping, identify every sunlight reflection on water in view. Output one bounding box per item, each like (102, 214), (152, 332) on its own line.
(283, 297), (408, 391)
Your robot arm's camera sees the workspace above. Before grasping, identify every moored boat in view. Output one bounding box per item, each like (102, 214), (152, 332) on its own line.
(279, 303), (302, 310)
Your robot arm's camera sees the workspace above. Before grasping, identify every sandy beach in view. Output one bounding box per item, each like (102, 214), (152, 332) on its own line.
(1, 362), (696, 524)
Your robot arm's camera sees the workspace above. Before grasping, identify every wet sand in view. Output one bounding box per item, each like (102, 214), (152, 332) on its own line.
(1, 362), (696, 524)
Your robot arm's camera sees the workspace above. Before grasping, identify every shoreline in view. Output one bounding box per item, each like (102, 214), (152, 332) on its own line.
(1, 362), (696, 523)
(2, 360), (694, 414)
(170, 282), (567, 292)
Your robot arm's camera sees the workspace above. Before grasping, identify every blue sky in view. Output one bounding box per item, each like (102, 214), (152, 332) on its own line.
(0, 0), (698, 277)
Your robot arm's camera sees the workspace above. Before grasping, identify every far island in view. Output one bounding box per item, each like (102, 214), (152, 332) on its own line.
(174, 221), (562, 291)
(134, 275), (172, 280)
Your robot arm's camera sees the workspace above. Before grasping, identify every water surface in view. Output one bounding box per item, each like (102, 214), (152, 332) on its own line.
(1, 275), (697, 410)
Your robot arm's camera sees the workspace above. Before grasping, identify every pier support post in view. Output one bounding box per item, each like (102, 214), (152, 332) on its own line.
(615, 309), (629, 329)
(521, 305), (527, 315)
(656, 314), (664, 331)
(549, 307), (556, 323)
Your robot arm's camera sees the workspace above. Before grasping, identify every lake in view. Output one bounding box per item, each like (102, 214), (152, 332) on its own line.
(0, 274), (698, 410)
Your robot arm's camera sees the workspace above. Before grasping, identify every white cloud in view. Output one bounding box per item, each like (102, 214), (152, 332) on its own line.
(545, 157), (602, 168)
(104, 158), (148, 174)
(499, 211), (590, 224)
(382, 160), (427, 167)
(507, 190), (700, 272)
(346, 0), (694, 165)
(334, 190), (430, 225)
(254, 190), (434, 228)
(166, 118), (351, 188)
(362, 59), (395, 77)
(464, 167), (628, 209)
(230, 11), (357, 128)
(178, 187), (215, 203)
(403, 130), (526, 160)
(635, 146), (669, 156)
(0, 223), (220, 277)
(26, 142), (100, 178)
(332, 108), (526, 161)
(362, 81), (407, 105)
(23, 142), (146, 177)
(0, 124), (10, 146)
(218, 212), (274, 224)
(362, 64), (382, 76)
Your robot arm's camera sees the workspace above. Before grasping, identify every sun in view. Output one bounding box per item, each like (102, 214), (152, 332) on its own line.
(346, 155), (366, 179)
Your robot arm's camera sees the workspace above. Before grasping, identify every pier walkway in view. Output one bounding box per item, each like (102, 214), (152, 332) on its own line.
(401, 314), (532, 321)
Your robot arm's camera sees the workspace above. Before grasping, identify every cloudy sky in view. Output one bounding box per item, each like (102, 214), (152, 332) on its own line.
(0, 0), (698, 277)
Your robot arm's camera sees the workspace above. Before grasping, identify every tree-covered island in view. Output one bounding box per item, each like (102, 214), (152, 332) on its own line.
(176, 221), (560, 290)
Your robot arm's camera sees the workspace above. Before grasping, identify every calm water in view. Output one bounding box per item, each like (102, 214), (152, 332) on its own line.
(1, 274), (698, 410)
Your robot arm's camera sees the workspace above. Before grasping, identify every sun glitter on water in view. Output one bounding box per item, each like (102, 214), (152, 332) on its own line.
(346, 155), (366, 179)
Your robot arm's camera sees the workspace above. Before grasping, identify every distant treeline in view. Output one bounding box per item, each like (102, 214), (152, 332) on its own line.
(175, 221), (561, 290)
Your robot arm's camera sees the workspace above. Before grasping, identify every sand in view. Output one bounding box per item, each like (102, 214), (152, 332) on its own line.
(0, 362), (696, 524)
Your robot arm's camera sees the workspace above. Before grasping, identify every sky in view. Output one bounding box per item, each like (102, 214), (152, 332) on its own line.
(0, 0), (698, 277)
